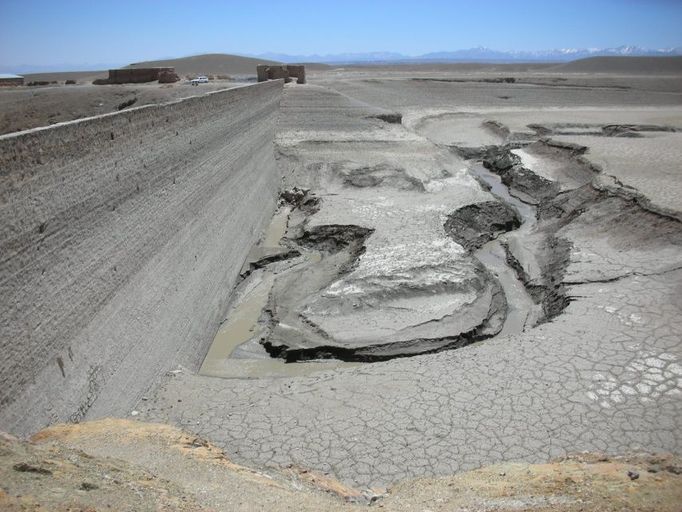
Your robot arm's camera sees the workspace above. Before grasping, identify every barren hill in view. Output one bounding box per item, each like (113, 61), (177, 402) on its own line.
(22, 69), (107, 82)
(549, 56), (682, 74)
(126, 53), (281, 76)
(24, 54), (328, 82)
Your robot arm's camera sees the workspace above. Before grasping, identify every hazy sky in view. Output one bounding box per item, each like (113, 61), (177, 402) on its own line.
(1, 0), (681, 67)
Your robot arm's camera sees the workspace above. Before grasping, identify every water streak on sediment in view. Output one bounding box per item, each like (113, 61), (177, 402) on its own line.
(469, 162), (542, 334)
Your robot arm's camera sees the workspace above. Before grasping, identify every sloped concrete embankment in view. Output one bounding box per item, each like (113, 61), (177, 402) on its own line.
(0, 80), (284, 435)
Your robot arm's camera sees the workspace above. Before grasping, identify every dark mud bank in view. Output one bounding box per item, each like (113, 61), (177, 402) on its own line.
(479, 144), (582, 322)
(479, 140), (682, 322)
(483, 146), (561, 204)
(261, 218), (507, 362)
(445, 201), (520, 252)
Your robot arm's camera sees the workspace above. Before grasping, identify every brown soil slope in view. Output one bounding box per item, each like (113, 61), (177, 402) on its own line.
(126, 53), (280, 75)
(22, 69), (108, 82)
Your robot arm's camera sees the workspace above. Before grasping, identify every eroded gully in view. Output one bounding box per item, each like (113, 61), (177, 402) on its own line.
(199, 127), (546, 376)
(467, 162), (542, 335)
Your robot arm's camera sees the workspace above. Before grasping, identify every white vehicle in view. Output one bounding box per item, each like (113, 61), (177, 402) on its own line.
(190, 76), (209, 85)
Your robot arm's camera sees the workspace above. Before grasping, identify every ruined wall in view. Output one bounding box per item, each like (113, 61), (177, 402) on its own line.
(0, 80), (284, 435)
(0, 77), (24, 87)
(286, 65), (306, 84)
(108, 67), (175, 83)
(257, 64), (306, 84)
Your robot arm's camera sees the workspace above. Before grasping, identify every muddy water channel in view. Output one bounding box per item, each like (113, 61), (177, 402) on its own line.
(199, 207), (357, 378)
(200, 158), (543, 377)
(200, 109), (550, 374)
(468, 163), (542, 334)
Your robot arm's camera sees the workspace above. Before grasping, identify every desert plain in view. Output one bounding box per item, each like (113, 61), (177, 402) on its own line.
(1, 54), (682, 510)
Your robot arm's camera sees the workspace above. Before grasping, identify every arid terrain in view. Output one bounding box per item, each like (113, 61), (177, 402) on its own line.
(2, 419), (681, 511)
(1, 55), (681, 510)
(0, 81), (243, 134)
(0, 54), (285, 135)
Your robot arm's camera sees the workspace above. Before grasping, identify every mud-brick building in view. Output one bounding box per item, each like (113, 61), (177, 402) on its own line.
(0, 74), (24, 86)
(257, 65), (306, 84)
(107, 67), (175, 84)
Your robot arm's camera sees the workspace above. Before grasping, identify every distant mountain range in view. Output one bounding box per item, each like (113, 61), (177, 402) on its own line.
(0, 63), (125, 75)
(4, 46), (682, 74)
(253, 46), (682, 64)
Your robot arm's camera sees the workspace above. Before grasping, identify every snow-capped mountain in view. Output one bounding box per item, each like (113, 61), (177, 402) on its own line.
(255, 51), (406, 63)
(252, 46), (682, 64)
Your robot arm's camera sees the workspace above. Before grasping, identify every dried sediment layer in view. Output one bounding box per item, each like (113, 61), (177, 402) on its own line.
(481, 135), (682, 321)
(444, 201), (520, 252)
(398, 108), (682, 326)
(504, 180), (682, 322)
(258, 87), (508, 360)
(483, 146), (561, 204)
(138, 79), (682, 490)
(262, 165), (507, 361)
(553, 132), (682, 221)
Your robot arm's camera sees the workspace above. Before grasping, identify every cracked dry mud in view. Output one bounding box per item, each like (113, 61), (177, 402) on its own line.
(132, 71), (682, 494)
(3, 419), (682, 511)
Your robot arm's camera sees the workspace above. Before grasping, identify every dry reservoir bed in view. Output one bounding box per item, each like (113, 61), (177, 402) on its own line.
(197, 77), (682, 369)
(140, 73), (682, 489)
(2, 68), (682, 494)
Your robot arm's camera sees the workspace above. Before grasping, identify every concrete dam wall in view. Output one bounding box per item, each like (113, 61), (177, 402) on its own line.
(0, 80), (284, 435)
